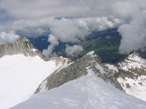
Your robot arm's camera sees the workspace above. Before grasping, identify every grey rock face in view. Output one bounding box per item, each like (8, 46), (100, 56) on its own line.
(35, 53), (99, 92)
(35, 52), (122, 93)
(0, 38), (48, 61)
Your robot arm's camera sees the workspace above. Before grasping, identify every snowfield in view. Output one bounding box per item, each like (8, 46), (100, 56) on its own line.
(11, 69), (146, 109)
(117, 52), (146, 101)
(0, 54), (66, 109)
(118, 76), (146, 101)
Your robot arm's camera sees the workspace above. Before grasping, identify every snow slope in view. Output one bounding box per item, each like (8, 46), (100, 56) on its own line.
(11, 69), (146, 109)
(118, 76), (146, 102)
(0, 54), (67, 109)
(117, 52), (146, 101)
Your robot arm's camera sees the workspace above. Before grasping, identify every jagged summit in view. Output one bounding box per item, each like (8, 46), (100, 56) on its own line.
(129, 51), (140, 57)
(0, 37), (48, 60)
(35, 51), (119, 93)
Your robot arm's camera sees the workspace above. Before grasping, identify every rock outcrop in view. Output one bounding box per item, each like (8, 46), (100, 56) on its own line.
(0, 38), (48, 61)
(35, 51), (122, 93)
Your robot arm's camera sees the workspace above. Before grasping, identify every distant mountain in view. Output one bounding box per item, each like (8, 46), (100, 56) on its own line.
(0, 37), (47, 60)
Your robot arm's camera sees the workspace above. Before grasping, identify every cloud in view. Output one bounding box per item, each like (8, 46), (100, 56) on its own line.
(1, 0), (145, 20)
(0, 0), (115, 19)
(0, 0), (146, 55)
(65, 45), (83, 57)
(0, 17), (121, 39)
(48, 17), (120, 43)
(118, 8), (146, 54)
(43, 34), (59, 57)
(14, 17), (119, 57)
(0, 31), (20, 45)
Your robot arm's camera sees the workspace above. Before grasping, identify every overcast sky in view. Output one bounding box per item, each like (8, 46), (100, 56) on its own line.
(0, 0), (146, 56)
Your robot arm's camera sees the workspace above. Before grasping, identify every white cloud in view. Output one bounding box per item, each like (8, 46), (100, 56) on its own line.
(0, 31), (20, 44)
(0, 0), (113, 19)
(1, 0), (145, 20)
(118, 12), (146, 54)
(1, 17), (121, 40)
(0, 0), (146, 54)
(43, 34), (59, 57)
(0, 16), (121, 57)
(65, 45), (83, 57)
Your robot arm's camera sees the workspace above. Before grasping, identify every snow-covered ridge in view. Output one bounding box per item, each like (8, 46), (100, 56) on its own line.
(128, 52), (146, 64)
(35, 51), (102, 93)
(11, 71), (146, 109)
(0, 54), (68, 109)
(35, 51), (123, 94)
(118, 52), (146, 72)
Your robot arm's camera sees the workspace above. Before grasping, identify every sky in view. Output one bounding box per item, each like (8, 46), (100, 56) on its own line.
(0, 0), (146, 56)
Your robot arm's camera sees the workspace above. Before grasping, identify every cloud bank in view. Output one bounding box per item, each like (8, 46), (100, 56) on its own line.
(0, 0), (146, 55)
(0, 0), (121, 19)
(9, 17), (119, 57)
(118, 12), (146, 54)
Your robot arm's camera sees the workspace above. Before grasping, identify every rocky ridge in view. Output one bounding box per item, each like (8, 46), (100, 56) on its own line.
(36, 50), (146, 101)
(0, 38), (48, 61)
(36, 51), (122, 93)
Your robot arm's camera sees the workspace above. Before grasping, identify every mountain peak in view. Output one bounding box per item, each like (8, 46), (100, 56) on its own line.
(128, 50), (140, 58)
(0, 37), (48, 60)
